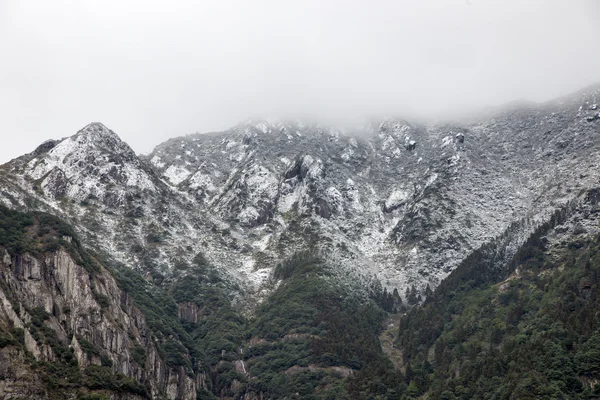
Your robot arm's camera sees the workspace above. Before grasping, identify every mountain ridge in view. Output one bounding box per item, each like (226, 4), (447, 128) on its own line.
(0, 84), (600, 398)
(0, 84), (599, 304)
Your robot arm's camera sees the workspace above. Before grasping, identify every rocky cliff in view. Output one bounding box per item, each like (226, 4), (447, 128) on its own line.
(0, 85), (599, 398)
(0, 207), (199, 399)
(1, 87), (600, 305)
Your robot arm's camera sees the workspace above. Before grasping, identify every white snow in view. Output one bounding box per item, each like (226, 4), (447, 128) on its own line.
(163, 165), (191, 185)
(225, 140), (239, 152)
(255, 122), (271, 134)
(301, 155), (324, 179)
(245, 165), (279, 201)
(6, 101), (597, 307)
(279, 157), (291, 166)
(238, 257), (271, 289)
(253, 234), (272, 251)
(447, 154), (461, 166)
(238, 206), (260, 225)
(385, 189), (410, 210)
(150, 155), (165, 169)
(425, 173), (438, 187)
(188, 170), (217, 192)
(441, 135), (453, 148)
(341, 147), (355, 161)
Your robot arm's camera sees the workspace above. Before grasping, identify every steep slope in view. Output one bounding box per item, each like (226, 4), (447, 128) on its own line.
(0, 86), (599, 399)
(0, 123), (254, 300)
(0, 206), (408, 399)
(1, 87), (600, 304)
(396, 187), (600, 399)
(146, 85), (600, 294)
(0, 206), (199, 399)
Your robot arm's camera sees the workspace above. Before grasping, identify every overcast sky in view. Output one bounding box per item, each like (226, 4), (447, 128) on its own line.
(1, 0), (599, 163)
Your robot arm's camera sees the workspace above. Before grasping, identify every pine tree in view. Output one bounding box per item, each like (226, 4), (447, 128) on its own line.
(408, 285), (419, 306)
(425, 284), (433, 298)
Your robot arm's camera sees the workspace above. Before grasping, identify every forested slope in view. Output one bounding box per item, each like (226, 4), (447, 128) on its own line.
(396, 191), (600, 399)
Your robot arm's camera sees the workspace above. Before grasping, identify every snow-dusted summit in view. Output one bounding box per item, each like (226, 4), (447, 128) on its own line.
(1, 85), (600, 301)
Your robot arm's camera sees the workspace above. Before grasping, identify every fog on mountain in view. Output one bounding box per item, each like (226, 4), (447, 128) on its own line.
(0, 1), (600, 399)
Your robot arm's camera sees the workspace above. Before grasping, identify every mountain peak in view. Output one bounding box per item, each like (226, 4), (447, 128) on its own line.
(74, 122), (126, 148)
(9, 122), (157, 204)
(78, 121), (110, 132)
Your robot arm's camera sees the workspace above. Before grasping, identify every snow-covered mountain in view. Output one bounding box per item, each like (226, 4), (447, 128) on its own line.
(1, 86), (600, 302)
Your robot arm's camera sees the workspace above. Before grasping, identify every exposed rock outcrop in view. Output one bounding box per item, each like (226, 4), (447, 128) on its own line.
(0, 244), (197, 399)
(0, 84), (599, 307)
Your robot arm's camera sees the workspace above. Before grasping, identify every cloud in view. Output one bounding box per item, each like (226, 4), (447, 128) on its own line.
(0, 0), (599, 162)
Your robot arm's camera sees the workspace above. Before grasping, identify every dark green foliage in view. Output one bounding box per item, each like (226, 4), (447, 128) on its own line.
(170, 253), (246, 369)
(33, 328), (149, 397)
(111, 265), (177, 335)
(100, 354), (113, 367)
(1, 207), (408, 398)
(145, 232), (163, 244)
(130, 344), (147, 366)
(12, 327), (25, 345)
(576, 331), (600, 377)
(196, 387), (217, 399)
(76, 394), (109, 400)
(35, 210), (101, 273)
(396, 207), (600, 398)
(0, 204), (34, 255)
(106, 261), (195, 371)
(28, 306), (51, 327)
(371, 283), (403, 313)
(257, 253), (341, 338)
(0, 208), (152, 397)
(38, 360), (82, 391)
(83, 365), (148, 396)
(0, 204), (100, 273)
(110, 263), (177, 335)
(0, 326), (23, 348)
(161, 339), (191, 368)
(273, 251), (322, 281)
(245, 253), (405, 399)
(25, 307), (147, 396)
(35, 212), (78, 240)
(77, 335), (100, 356)
(406, 285), (420, 307)
(29, 320), (74, 362)
(0, 335), (16, 348)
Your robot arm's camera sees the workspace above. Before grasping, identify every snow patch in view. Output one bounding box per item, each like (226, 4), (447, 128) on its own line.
(150, 155), (165, 169)
(425, 173), (438, 187)
(385, 189), (410, 210)
(280, 157), (291, 166)
(441, 136), (453, 148)
(163, 165), (191, 185)
(254, 234), (272, 251)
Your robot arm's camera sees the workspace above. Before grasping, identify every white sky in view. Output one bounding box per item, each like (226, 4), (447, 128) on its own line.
(1, 0), (599, 163)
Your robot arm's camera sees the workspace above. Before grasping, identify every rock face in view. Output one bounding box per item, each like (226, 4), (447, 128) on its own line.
(0, 86), (600, 303)
(0, 85), (598, 398)
(0, 243), (197, 399)
(145, 85), (600, 294)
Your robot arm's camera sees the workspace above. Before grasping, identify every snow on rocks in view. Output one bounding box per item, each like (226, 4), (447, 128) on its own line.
(5, 85), (600, 306)
(384, 189), (410, 212)
(22, 123), (156, 204)
(163, 165), (191, 185)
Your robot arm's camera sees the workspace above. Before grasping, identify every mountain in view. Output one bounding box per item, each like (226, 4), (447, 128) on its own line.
(0, 85), (599, 398)
(395, 186), (600, 399)
(3, 87), (600, 298)
(0, 206), (196, 399)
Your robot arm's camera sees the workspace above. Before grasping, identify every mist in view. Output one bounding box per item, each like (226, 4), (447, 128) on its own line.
(0, 0), (599, 163)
